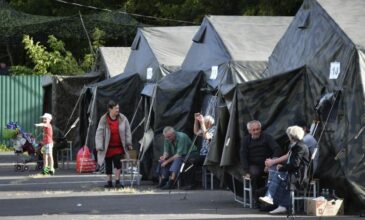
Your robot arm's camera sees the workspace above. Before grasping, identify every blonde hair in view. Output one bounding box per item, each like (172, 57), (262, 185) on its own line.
(204, 115), (215, 125)
(286, 126), (305, 142)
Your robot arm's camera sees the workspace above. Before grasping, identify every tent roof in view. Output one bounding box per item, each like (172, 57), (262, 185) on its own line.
(207, 15), (292, 61)
(140, 26), (198, 66)
(318, 0), (365, 48)
(98, 47), (131, 78)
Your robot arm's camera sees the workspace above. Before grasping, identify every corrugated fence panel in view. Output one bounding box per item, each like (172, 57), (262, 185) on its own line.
(0, 76), (43, 146)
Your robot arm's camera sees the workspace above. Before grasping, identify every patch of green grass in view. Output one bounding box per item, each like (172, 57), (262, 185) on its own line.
(0, 144), (13, 152)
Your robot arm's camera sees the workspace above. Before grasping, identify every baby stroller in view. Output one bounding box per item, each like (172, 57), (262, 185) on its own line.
(13, 133), (43, 172)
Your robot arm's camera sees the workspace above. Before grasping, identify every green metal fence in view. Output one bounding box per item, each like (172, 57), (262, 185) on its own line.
(0, 76), (43, 146)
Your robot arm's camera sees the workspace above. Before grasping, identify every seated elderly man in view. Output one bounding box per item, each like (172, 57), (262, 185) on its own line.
(240, 120), (282, 207)
(156, 126), (198, 190)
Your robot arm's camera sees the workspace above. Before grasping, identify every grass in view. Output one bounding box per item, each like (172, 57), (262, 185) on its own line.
(0, 143), (13, 152)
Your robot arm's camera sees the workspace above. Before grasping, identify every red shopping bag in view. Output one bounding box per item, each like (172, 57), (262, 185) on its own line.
(76, 146), (96, 173)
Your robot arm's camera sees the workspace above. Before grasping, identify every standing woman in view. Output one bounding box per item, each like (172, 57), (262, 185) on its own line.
(95, 100), (133, 188)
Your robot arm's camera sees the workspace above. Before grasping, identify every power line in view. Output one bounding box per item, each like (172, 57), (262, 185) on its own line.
(54, 0), (198, 25)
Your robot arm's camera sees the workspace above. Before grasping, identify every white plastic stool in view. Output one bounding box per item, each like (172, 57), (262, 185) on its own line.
(202, 166), (214, 190)
(121, 159), (141, 186)
(243, 176), (253, 208)
(309, 179), (319, 197)
(291, 179), (320, 214)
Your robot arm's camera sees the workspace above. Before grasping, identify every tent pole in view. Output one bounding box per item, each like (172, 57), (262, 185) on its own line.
(6, 43), (13, 66)
(130, 96), (143, 127)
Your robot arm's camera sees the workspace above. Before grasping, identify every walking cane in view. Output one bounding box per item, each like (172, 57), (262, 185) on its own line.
(172, 135), (199, 188)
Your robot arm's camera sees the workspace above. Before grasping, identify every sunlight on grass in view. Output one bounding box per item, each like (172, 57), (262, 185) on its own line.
(30, 173), (49, 178)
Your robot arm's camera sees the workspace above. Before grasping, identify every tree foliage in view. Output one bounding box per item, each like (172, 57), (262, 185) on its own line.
(11, 28), (105, 75)
(9, 0), (303, 26)
(6, 0), (304, 75)
(124, 0), (303, 25)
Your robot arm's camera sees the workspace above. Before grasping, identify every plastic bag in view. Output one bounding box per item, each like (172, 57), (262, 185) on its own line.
(76, 146), (96, 173)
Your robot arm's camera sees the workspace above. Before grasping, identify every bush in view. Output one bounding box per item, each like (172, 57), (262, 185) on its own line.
(2, 129), (17, 140)
(0, 143), (12, 152)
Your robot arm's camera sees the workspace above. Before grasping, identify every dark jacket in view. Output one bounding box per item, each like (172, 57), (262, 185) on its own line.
(240, 132), (282, 172)
(278, 141), (310, 189)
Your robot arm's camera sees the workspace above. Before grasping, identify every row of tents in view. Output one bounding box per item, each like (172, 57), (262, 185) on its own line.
(43, 0), (365, 212)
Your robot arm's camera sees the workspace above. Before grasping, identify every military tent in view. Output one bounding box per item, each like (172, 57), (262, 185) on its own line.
(123, 26), (198, 82)
(78, 74), (143, 151)
(42, 72), (104, 158)
(95, 47), (131, 78)
(152, 15), (292, 186)
(263, 0), (365, 210)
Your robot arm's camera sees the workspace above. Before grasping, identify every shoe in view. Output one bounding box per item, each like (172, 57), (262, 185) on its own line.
(115, 180), (124, 189)
(259, 196), (273, 205)
(104, 181), (113, 188)
(156, 178), (168, 188)
(269, 205), (287, 214)
(161, 180), (175, 190)
(42, 167), (49, 175)
(181, 185), (195, 190)
(260, 204), (277, 212)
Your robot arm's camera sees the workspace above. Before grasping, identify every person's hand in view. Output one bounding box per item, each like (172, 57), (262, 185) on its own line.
(276, 164), (283, 170)
(265, 158), (275, 168)
(127, 145), (133, 150)
(159, 155), (165, 161)
(194, 113), (200, 120)
(161, 161), (169, 167)
(197, 114), (204, 123)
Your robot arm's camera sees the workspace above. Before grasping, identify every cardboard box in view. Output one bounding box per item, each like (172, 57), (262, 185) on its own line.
(306, 198), (344, 216)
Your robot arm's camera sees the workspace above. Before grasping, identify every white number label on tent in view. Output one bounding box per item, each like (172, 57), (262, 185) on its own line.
(210, 66), (218, 80)
(146, 68), (153, 80)
(329, 62), (340, 79)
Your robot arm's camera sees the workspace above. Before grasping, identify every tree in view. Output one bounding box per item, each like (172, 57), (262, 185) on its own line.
(10, 28), (105, 75)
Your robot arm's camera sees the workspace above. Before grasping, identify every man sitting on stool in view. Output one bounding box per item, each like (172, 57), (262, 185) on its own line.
(240, 120), (282, 208)
(156, 126), (198, 189)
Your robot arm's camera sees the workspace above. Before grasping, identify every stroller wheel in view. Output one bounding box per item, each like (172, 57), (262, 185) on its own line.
(15, 165), (22, 172)
(36, 164), (43, 170)
(23, 166), (29, 171)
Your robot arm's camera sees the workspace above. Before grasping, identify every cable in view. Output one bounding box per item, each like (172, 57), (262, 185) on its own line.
(54, 0), (198, 25)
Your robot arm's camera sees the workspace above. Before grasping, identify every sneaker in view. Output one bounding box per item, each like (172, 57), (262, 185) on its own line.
(104, 181), (113, 188)
(115, 180), (124, 189)
(156, 178), (168, 188)
(269, 205), (287, 214)
(259, 196), (274, 205)
(161, 180), (175, 190)
(42, 167), (49, 175)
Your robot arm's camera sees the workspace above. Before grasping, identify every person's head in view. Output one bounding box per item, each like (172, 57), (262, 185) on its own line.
(204, 115), (215, 128)
(107, 100), (119, 117)
(41, 113), (52, 123)
(286, 125), (305, 143)
(163, 126), (176, 142)
(0, 62), (6, 68)
(294, 119), (308, 133)
(247, 120), (262, 139)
